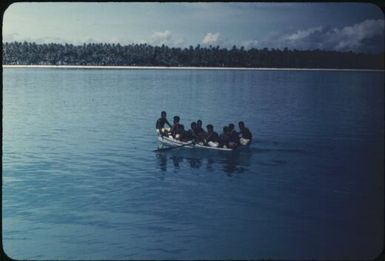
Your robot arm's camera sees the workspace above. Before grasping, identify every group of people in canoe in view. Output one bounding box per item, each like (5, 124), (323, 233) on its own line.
(156, 111), (252, 149)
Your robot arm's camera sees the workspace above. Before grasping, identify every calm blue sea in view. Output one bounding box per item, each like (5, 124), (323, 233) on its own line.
(2, 68), (384, 260)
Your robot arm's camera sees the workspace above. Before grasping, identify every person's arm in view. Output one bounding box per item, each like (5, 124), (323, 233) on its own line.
(165, 119), (172, 128)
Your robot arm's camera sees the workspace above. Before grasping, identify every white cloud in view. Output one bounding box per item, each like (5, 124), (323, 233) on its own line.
(332, 19), (384, 52)
(151, 30), (172, 45)
(149, 30), (188, 47)
(202, 32), (220, 45)
(173, 37), (186, 47)
(240, 40), (259, 49)
(256, 19), (384, 53)
(341, 19), (384, 39)
(285, 26), (323, 41)
(150, 30), (188, 47)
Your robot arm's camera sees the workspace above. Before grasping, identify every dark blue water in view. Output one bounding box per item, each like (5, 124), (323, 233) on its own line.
(3, 68), (384, 259)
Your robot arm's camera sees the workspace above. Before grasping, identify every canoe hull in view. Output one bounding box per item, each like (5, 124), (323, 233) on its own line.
(157, 135), (234, 151)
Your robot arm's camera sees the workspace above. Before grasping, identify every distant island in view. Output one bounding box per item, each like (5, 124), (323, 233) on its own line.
(3, 41), (384, 70)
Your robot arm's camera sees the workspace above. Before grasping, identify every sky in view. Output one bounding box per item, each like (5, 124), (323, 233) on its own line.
(2, 2), (385, 53)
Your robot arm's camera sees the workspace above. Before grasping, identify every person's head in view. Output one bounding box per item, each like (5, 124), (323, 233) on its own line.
(161, 111), (167, 118)
(239, 121), (245, 129)
(223, 126), (229, 133)
(197, 120), (202, 127)
(207, 124), (213, 132)
(191, 122), (197, 129)
(173, 115), (180, 123)
(228, 123), (235, 131)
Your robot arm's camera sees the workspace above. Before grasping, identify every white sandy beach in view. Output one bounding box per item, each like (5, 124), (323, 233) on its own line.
(2, 64), (384, 72)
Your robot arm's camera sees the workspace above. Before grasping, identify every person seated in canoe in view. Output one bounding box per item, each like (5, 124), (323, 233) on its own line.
(170, 115), (185, 140)
(219, 126), (231, 148)
(178, 124), (188, 141)
(238, 121), (252, 145)
(204, 124), (220, 147)
(184, 122), (199, 142)
(228, 123), (240, 149)
(156, 111), (172, 136)
(195, 119), (206, 144)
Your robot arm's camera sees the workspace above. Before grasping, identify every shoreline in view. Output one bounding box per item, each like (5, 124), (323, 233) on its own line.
(2, 64), (384, 72)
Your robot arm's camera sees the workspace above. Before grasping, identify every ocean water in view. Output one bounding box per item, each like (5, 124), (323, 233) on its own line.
(2, 67), (384, 260)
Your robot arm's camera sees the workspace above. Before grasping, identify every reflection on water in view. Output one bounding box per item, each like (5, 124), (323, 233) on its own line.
(155, 147), (253, 175)
(154, 139), (308, 176)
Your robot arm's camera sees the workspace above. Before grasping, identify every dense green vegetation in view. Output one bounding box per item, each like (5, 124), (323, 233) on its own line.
(3, 41), (384, 69)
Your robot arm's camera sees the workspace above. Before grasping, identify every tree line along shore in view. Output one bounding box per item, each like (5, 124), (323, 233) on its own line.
(3, 41), (384, 69)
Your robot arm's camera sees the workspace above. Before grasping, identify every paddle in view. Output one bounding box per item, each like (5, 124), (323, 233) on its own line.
(153, 141), (195, 152)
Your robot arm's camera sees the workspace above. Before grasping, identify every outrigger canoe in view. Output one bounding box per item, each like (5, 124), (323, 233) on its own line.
(157, 133), (234, 151)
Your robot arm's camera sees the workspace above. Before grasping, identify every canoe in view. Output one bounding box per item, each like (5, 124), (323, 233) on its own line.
(157, 133), (234, 151)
